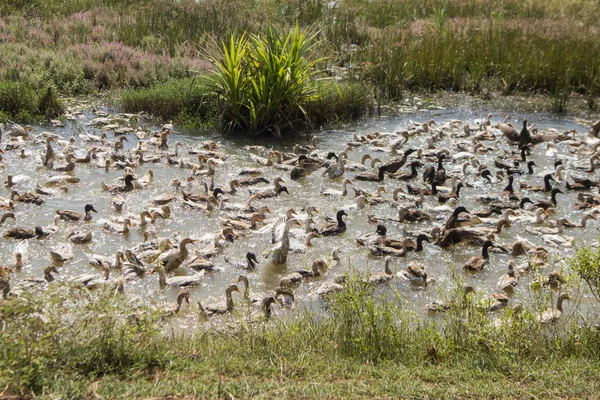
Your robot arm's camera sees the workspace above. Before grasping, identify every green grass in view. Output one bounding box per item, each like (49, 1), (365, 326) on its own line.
(2, 0), (600, 125)
(120, 78), (219, 129)
(1, 272), (600, 398)
(0, 80), (63, 122)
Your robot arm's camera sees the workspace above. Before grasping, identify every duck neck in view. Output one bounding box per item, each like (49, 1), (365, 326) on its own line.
(410, 163), (418, 178)
(556, 297), (565, 312)
(581, 215), (589, 228)
(416, 236), (425, 252)
(226, 289), (235, 311)
(179, 242), (190, 259)
(241, 280), (249, 299)
(336, 212), (345, 228)
(384, 259), (392, 275)
(482, 243), (491, 259)
(544, 176), (552, 192)
(455, 184), (462, 198)
(157, 266), (166, 287)
(115, 253), (123, 269)
(503, 178), (514, 194)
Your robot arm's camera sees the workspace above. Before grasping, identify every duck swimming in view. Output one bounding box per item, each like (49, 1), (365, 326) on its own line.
(57, 204), (97, 222)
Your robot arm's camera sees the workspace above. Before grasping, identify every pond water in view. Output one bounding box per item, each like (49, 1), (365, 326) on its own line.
(2, 106), (598, 327)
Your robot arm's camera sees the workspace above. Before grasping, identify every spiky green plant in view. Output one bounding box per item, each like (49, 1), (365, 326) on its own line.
(206, 26), (323, 137)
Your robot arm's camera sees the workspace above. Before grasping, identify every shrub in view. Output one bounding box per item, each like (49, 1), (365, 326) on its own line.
(570, 244), (600, 303)
(206, 26), (323, 137)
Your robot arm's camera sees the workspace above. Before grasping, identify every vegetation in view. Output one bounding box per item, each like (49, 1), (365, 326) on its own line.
(206, 27), (323, 136)
(571, 243), (600, 304)
(1, 264), (599, 398)
(1, 0), (600, 127)
(0, 81), (63, 122)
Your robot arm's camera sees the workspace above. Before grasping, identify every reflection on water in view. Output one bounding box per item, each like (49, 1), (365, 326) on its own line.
(2, 108), (598, 325)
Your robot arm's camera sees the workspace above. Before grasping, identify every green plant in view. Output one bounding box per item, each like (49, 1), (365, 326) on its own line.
(206, 26), (324, 137)
(570, 244), (600, 303)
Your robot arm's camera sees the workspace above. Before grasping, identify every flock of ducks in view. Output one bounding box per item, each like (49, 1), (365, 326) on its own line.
(1, 112), (600, 325)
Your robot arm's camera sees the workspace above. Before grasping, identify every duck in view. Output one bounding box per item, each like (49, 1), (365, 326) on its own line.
(463, 240), (494, 271)
(224, 252), (260, 271)
(282, 258), (327, 284)
(389, 160), (422, 180)
(381, 148), (417, 173)
(10, 190), (44, 206)
(313, 275), (346, 298)
(322, 152), (345, 178)
(162, 290), (190, 317)
(498, 261), (519, 292)
(236, 275), (261, 304)
(443, 206), (470, 230)
(274, 286), (295, 308)
(54, 154), (76, 172)
(367, 256), (394, 284)
(88, 251), (124, 270)
(198, 284), (241, 316)
(321, 178), (353, 197)
(548, 213), (596, 229)
(519, 173), (555, 192)
(42, 136), (56, 168)
(397, 261), (428, 286)
(355, 224), (387, 247)
(44, 175), (81, 186)
(155, 237), (196, 273)
(438, 182), (464, 204)
(57, 204), (97, 222)
(316, 210), (347, 236)
(49, 243), (74, 263)
(151, 264), (205, 288)
(262, 218), (301, 264)
(19, 265), (59, 289)
(101, 174), (135, 193)
(3, 226), (44, 240)
(538, 293), (570, 324)
(489, 293), (510, 312)
(261, 296), (281, 320)
(354, 166), (387, 182)
(525, 218), (566, 235)
(220, 213), (263, 231)
(68, 230), (93, 244)
(98, 218), (132, 234)
(0, 212), (16, 226)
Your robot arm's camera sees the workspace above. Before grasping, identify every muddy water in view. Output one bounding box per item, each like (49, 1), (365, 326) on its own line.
(2, 108), (598, 326)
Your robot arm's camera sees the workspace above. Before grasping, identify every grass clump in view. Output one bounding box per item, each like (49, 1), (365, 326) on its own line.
(120, 78), (219, 128)
(0, 81), (63, 122)
(206, 26), (324, 137)
(305, 80), (374, 126)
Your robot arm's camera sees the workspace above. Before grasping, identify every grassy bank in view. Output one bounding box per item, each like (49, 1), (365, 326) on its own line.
(1, 0), (600, 124)
(1, 274), (599, 398)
